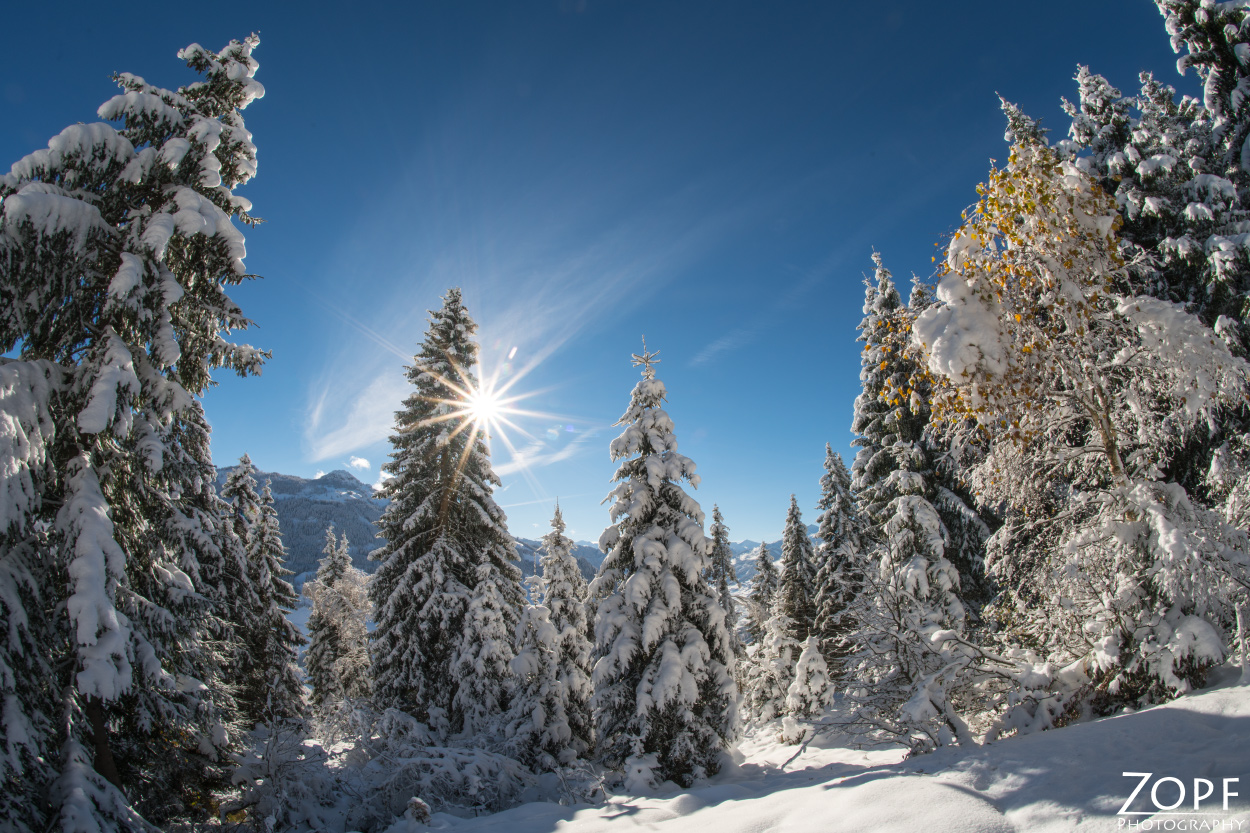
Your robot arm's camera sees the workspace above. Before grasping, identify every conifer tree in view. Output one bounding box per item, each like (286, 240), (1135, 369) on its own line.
(850, 255), (990, 613)
(844, 470), (975, 750)
(0, 35), (267, 829)
(777, 496), (818, 641)
(504, 504), (593, 769)
(0, 495), (55, 832)
(851, 254), (930, 530)
(505, 500), (592, 765)
(1057, 61), (1250, 504)
(369, 288), (523, 735)
(219, 455), (265, 666)
(745, 543), (780, 644)
(502, 505), (595, 765)
(1156, 0), (1250, 195)
(454, 564), (520, 734)
(218, 463), (304, 725)
(236, 481), (305, 724)
(506, 605), (565, 769)
(704, 505), (741, 655)
(540, 505), (594, 754)
(590, 343), (736, 788)
(813, 445), (864, 665)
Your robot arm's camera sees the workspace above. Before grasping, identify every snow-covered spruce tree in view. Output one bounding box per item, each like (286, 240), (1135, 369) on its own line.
(744, 543), (779, 644)
(326, 567), (372, 703)
(0, 384), (57, 831)
(704, 505), (741, 656)
(0, 36), (267, 829)
(741, 612), (801, 725)
(306, 526), (352, 708)
(849, 255), (990, 612)
(1156, 0), (1250, 195)
(914, 137), (1250, 710)
(369, 288), (523, 736)
(590, 344), (736, 788)
(506, 605), (566, 770)
(813, 445), (865, 667)
(235, 480), (305, 724)
(454, 559), (522, 735)
(506, 503), (593, 766)
(777, 495), (818, 642)
(219, 454), (266, 685)
(851, 254), (931, 530)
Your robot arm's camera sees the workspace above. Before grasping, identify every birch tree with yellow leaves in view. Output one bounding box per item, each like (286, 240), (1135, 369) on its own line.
(914, 137), (1250, 710)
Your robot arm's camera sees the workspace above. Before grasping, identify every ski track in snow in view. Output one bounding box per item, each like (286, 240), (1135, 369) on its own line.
(409, 672), (1250, 833)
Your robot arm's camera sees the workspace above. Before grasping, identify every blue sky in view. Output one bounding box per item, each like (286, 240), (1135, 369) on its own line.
(2, 1), (1187, 543)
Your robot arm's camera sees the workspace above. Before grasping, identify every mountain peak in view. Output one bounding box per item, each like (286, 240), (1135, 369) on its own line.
(317, 469), (365, 487)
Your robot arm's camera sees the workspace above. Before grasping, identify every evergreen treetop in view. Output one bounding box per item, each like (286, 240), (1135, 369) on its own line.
(704, 505), (740, 654)
(777, 495), (818, 641)
(813, 446), (865, 663)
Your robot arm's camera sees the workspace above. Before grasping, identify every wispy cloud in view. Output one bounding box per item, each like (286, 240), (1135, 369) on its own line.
(348, 456), (371, 471)
(494, 426), (601, 477)
(498, 494), (587, 510)
(691, 268), (828, 367)
(303, 368), (405, 462)
(299, 120), (829, 466)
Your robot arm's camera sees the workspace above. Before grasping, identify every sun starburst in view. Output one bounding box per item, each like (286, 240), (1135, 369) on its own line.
(401, 343), (592, 503)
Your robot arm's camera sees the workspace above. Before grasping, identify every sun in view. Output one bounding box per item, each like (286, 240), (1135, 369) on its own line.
(465, 387), (503, 425)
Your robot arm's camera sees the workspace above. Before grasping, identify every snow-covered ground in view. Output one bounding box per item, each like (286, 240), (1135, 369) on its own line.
(411, 668), (1250, 833)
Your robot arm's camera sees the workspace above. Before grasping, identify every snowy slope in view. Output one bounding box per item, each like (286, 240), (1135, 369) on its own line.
(421, 670), (1250, 833)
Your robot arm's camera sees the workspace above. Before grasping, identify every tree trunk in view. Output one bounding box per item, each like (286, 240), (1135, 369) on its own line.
(85, 696), (123, 791)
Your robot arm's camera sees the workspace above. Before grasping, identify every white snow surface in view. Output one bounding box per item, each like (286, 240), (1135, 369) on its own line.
(412, 671), (1250, 833)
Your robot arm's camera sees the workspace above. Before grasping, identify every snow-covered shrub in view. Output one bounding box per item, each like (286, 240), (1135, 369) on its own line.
(786, 636), (834, 719)
(227, 719), (336, 832)
(1017, 482), (1246, 710)
(305, 704), (538, 827)
(742, 613), (801, 724)
(365, 709), (536, 818)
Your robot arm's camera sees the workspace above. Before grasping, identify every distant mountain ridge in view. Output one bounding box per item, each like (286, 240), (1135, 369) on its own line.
(215, 466), (599, 584)
(726, 524), (817, 588)
(216, 466), (386, 581)
(572, 525), (817, 589)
